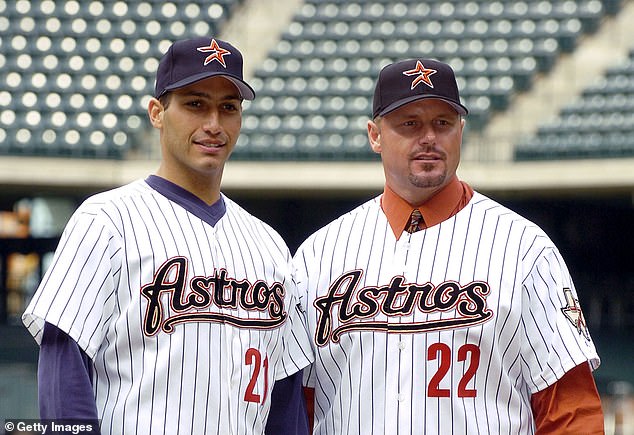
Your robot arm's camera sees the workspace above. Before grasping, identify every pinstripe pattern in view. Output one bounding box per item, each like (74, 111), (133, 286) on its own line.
(23, 179), (313, 435)
(294, 192), (599, 435)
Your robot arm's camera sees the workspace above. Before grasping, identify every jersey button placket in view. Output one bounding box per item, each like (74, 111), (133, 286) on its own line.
(394, 234), (411, 274)
(384, 336), (401, 431)
(387, 236), (416, 430)
(385, 256), (401, 431)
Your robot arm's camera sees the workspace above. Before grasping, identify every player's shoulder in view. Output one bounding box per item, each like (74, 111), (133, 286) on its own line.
(469, 191), (555, 245)
(310, 195), (379, 232)
(222, 195), (273, 228)
(72, 179), (149, 216)
(470, 191), (537, 224)
(79, 179), (149, 207)
(221, 194), (290, 246)
(54, 180), (150, 241)
(296, 196), (381, 250)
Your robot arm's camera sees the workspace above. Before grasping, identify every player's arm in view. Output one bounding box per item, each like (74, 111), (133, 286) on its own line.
(303, 386), (315, 433)
(265, 369), (310, 435)
(38, 322), (99, 420)
(530, 362), (604, 434)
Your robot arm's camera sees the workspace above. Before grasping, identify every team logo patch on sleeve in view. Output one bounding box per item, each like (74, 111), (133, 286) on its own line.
(561, 287), (591, 341)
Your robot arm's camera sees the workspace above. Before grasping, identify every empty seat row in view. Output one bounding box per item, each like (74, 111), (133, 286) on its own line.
(0, 0), (624, 161)
(238, 0), (619, 160)
(274, 35), (562, 62)
(232, 131), (376, 161)
(515, 42), (634, 160)
(0, 125), (129, 158)
(5, 1), (234, 28)
(515, 132), (634, 160)
(298, 0), (609, 23)
(0, 0), (241, 159)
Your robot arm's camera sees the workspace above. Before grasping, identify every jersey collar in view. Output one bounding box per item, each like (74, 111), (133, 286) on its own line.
(381, 176), (473, 239)
(145, 175), (226, 227)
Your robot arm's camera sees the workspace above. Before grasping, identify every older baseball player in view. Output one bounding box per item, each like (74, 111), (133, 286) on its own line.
(22, 37), (313, 435)
(295, 59), (604, 434)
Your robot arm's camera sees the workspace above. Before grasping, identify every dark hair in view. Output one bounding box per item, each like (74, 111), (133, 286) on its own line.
(159, 93), (171, 109)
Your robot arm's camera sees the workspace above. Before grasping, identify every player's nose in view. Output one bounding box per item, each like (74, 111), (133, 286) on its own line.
(417, 124), (436, 144)
(202, 110), (222, 134)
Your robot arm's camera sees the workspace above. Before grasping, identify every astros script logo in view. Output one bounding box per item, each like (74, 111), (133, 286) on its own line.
(314, 270), (493, 346)
(403, 60), (438, 90)
(197, 38), (231, 67)
(141, 257), (287, 336)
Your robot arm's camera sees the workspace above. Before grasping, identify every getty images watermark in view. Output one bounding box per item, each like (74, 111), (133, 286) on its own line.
(4, 420), (99, 435)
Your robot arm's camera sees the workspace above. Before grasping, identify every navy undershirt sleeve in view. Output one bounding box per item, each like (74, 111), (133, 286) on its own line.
(265, 369), (310, 435)
(38, 322), (99, 421)
(39, 326), (306, 434)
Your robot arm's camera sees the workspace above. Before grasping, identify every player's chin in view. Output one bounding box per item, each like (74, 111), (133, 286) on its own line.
(411, 160), (445, 176)
(408, 168), (447, 188)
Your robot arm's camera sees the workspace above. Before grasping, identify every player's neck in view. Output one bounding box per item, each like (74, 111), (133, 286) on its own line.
(155, 166), (222, 205)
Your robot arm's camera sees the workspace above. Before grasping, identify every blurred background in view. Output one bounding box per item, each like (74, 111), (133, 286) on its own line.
(0, 0), (632, 432)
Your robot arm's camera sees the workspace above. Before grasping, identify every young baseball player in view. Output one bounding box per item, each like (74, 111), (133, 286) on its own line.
(22, 37), (313, 435)
(294, 59), (604, 434)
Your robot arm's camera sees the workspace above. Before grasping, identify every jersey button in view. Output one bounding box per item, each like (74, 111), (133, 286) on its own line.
(398, 341), (406, 350)
(397, 393), (405, 401)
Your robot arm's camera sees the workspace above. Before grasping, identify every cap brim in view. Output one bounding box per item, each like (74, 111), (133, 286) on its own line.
(162, 71), (256, 100)
(379, 94), (468, 117)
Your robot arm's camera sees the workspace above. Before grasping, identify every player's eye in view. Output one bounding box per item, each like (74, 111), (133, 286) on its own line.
(434, 118), (452, 128)
(222, 102), (240, 112)
(185, 100), (204, 109)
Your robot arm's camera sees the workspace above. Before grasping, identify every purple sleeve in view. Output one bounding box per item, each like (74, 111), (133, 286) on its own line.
(265, 370), (310, 435)
(38, 322), (99, 421)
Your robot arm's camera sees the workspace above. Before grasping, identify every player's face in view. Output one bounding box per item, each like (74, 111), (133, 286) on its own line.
(368, 98), (464, 205)
(148, 76), (242, 195)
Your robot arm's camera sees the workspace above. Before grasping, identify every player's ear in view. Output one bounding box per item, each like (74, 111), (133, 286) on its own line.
(148, 97), (164, 128)
(368, 119), (382, 154)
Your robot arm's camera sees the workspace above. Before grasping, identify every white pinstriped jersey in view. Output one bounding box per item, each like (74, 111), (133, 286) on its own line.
(294, 192), (599, 435)
(23, 178), (313, 435)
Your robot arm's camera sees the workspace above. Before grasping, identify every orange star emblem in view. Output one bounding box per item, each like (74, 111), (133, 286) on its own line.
(561, 288), (590, 341)
(403, 60), (437, 90)
(197, 39), (231, 68)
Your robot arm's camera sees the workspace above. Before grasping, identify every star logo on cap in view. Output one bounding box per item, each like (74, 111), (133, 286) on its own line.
(197, 38), (231, 68)
(403, 60), (437, 90)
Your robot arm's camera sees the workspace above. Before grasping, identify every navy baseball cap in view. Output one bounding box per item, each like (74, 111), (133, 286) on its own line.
(154, 37), (255, 100)
(372, 58), (468, 118)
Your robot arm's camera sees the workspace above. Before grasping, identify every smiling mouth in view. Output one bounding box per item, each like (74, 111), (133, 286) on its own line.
(195, 141), (224, 148)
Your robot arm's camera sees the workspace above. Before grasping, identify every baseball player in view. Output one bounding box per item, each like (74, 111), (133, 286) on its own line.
(294, 59), (604, 434)
(22, 37), (313, 435)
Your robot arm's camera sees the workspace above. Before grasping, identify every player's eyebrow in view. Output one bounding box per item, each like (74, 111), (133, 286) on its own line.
(182, 90), (242, 102)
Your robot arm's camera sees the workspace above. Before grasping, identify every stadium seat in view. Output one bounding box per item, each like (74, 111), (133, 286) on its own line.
(235, 0), (620, 160)
(0, 0), (623, 161)
(515, 43), (634, 160)
(0, 0), (242, 159)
